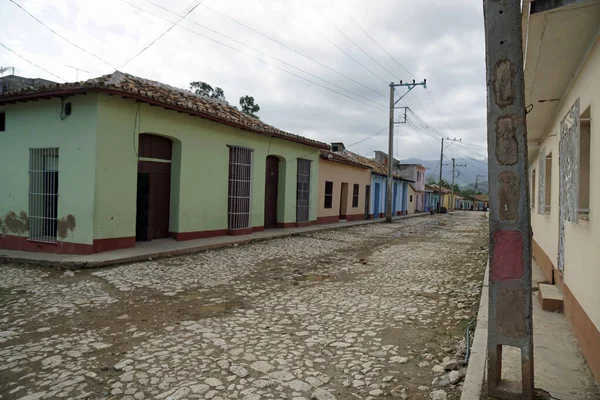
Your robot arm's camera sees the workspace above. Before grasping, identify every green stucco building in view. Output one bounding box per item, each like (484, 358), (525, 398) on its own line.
(0, 72), (327, 254)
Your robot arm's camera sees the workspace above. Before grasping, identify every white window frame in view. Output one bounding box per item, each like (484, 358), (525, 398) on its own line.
(29, 148), (59, 243)
(227, 145), (253, 230)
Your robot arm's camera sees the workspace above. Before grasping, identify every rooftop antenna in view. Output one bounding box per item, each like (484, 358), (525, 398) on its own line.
(65, 65), (89, 81)
(0, 67), (15, 77)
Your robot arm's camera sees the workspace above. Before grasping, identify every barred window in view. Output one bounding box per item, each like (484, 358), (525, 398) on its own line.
(29, 148), (59, 242)
(228, 146), (253, 230)
(352, 184), (359, 208)
(296, 159), (311, 222)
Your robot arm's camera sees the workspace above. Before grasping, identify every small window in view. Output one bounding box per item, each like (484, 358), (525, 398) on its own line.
(0, 112), (5, 131)
(579, 107), (591, 220)
(410, 195), (413, 202)
(531, 169), (536, 210)
(352, 184), (359, 208)
(545, 153), (552, 213)
(324, 181), (333, 209)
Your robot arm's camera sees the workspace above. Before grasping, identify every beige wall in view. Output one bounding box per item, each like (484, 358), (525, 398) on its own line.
(317, 159), (371, 219)
(529, 37), (600, 330)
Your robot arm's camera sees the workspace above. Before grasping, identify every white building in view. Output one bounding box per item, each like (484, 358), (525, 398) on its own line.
(523, 0), (600, 382)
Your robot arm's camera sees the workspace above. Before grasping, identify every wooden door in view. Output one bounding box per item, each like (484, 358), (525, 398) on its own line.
(137, 161), (171, 240)
(339, 182), (348, 219)
(136, 173), (150, 242)
(364, 185), (370, 219)
(264, 156), (279, 229)
(136, 134), (172, 241)
(374, 183), (380, 216)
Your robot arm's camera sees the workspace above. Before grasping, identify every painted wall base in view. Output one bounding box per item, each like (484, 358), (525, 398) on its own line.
(532, 238), (600, 383)
(0, 234), (135, 255)
(564, 283), (600, 383)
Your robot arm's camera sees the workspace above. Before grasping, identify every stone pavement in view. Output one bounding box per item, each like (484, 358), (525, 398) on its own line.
(0, 212), (488, 400)
(460, 261), (599, 400)
(0, 214), (429, 269)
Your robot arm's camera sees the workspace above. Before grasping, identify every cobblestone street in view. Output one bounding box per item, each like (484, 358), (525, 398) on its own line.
(0, 212), (487, 400)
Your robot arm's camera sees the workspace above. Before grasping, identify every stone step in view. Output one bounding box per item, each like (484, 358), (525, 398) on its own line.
(538, 283), (564, 312)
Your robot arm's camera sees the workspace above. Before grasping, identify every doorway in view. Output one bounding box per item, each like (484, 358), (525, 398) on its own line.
(339, 182), (349, 220)
(264, 155), (279, 229)
(364, 185), (371, 219)
(374, 182), (381, 216)
(136, 134), (172, 242)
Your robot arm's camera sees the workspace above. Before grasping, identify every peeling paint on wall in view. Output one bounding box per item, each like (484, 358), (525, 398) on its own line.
(57, 214), (76, 239)
(1, 211), (29, 235)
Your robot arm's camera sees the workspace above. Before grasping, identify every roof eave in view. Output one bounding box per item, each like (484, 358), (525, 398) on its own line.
(0, 87), (329, 150)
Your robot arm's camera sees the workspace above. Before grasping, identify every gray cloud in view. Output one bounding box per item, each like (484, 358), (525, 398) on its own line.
(1, 0), (488, 164)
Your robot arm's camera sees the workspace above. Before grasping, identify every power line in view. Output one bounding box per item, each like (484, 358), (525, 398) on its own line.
(118, 0), (387, 112)
(199, 1), (386, 99)
(300, 0), (390, 83)
(425, 88), (454, 131)
(137, 0), (386, 109)
(121, 0), (206, 68)
(8, 0), (116, 70)
(329, 0), (414, 79)
(346, 126), (387, 148)
(0, 42), (65, 81)
(323, 0), (465, 151)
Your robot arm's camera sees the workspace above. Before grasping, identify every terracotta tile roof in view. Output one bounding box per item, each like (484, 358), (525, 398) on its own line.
(427, 184), (452, 194)
(336, 149), (414, 181)
(0, 71), (328, 149)
(320, 150), (371, 169)
(474, 194), (489, 202)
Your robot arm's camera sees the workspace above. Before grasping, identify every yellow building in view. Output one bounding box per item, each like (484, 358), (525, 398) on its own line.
(317, 146), (372, 224)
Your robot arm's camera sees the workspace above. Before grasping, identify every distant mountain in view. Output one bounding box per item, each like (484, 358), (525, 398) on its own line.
(401, 157), (489, 193)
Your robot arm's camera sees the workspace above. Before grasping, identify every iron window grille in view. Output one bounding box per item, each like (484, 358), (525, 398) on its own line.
(227, 146), (253, 230)
(324, 181), (333, 209)
(296, 159), (311, 222)
(352, 184), (359, 208)
(29, 148), (59, 243)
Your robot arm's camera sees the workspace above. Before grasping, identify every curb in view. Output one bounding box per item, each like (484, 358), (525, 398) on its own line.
(0, 212), (432, 269)
(460, 262), (489, 400)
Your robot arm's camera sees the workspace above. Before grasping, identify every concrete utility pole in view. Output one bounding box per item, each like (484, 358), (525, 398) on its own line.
(386, 79), (426, 222)
(483, 1), (534, 398)
(471, 174), (487, 210)
(437, 138), (444, 212)
(451, 158), (466, 211)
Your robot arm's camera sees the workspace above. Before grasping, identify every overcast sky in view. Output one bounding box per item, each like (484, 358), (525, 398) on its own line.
(0, 0), (488, 167)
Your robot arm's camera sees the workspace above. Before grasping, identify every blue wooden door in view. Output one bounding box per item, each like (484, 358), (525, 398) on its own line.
(393, 183), (398, 214)
(374, 183), (381, 216)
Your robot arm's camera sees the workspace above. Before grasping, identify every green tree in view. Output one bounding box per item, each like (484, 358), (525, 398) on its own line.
(189, 81), (226, 101)
(239, 95), (260, 119)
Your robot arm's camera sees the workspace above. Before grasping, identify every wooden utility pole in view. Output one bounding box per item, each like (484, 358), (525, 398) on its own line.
(483, 1), (534, 398)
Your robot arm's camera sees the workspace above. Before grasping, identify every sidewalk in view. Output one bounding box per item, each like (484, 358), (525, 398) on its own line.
(0, 213), (430, 269)
(461, 261), (599, 399)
